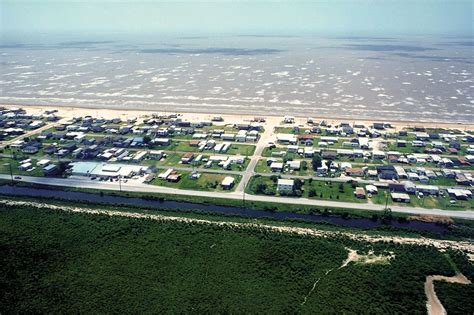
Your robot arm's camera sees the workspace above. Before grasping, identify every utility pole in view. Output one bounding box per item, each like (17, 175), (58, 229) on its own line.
(383, 189), (392, 219)
(3, 162), (13, 185)
(242, 178), (246, 207)
(119, 176), (122, 192)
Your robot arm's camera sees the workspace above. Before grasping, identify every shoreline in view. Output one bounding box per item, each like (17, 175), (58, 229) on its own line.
(2, 103), (473, 129)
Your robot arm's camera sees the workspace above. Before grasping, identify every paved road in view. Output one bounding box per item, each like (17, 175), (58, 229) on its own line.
(235, 118), (277, 192)
(2, 174), (473, 219)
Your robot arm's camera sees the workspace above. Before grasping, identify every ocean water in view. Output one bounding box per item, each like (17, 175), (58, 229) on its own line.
(0, 34), (472, 122)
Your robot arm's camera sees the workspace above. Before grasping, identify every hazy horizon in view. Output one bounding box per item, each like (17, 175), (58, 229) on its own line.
(1, 1), (472, 123)
(1, 1), (472, 38)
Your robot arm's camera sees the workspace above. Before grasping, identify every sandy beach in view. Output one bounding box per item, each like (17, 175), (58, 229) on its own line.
(2, 103), (473, 130)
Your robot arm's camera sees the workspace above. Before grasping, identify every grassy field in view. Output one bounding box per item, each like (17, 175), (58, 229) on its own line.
(274, 126), (305, 134)
(262, 147), (300, 159)
(304, 180), (367, 202)
(227, 143), (256, 156)
(428, 177), (458, 186)
(254, 159), (311, 176)
(1, 204), (472, 313)
(0, 157), (45, 177)
(247, 175), (366, 203)
(371, 188), (474, 211)
(151, 170), (241, 192)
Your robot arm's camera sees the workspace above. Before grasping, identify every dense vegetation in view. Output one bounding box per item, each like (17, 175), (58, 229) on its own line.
(436, 282), (474, 315)
(435, 250), (474, 315)
(0, 204), (472, 313)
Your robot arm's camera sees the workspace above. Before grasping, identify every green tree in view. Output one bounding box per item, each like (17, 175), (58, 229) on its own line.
(294, 179), (303, 190)
(312, 155), (322, 170)
(256, 183), (267, 194)
(301, 160), (307, 171)
(339, 183), (345, 192)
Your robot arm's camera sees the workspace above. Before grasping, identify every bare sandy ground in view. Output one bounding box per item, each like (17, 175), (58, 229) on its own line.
(425, 274), (471, 315)
(339, 248), (394, 269)
(2, 103), (473, 130)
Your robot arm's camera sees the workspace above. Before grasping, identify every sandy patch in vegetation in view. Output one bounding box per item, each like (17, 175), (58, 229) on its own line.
(409, 215), (454, 225)
(340, 248), (395, 269)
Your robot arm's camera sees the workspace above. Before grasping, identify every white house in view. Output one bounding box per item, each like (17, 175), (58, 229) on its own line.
(365, 185), (378, 194)
(277, 179), (294, 191)
(221, 176), (235, 190)
(286, 160), (301, 170)
(270, 162), (284, 172)
(276, 134), (297, 144)
(37, 159), (51, 168)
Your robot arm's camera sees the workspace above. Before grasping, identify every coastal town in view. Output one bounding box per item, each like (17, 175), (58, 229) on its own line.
(1, 105), (473, 216)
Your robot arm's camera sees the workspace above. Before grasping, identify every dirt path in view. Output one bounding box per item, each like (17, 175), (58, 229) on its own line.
(302, 248), (394, 306)
(301, 268), (334, 306)
(425, 274), (471, 315)
(1, 199), (474, 255)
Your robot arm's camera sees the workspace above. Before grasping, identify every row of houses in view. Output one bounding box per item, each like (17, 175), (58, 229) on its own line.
(374, 165), (473, 185)
(267, 159), (302, 172)
(0, 107), (58, 140)
(63, 114), (262, 142)
(17, 158), (59, 176)
(269, 143), (472, 169)
(386, 181), (473, 201)
(189, 140), (233, 153)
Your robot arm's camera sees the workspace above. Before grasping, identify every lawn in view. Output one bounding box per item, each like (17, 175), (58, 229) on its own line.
(151, 170), (241, 192)
(371, 188), (474, 210)
(304, 180), (367, 203)
(428, 177), (457, 186)
(255, 159), (311, 176)
(227, 143), (256, 156)
(255, 159), (273, 173)
(246, 175), (277, 195)
(154, 153), (183, 167)
(0, 157), (45, 177)
(247, 175), (366, 202)
(274, 126), (305, 134)
(261, 147), (299, 159)
(1, 205), (472, 314)
(387, 143), (426, 154)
